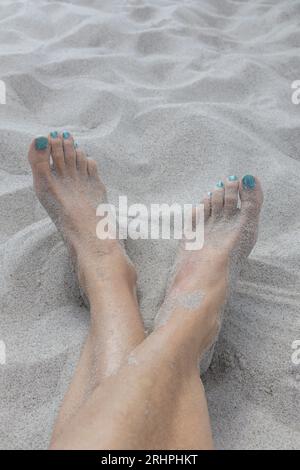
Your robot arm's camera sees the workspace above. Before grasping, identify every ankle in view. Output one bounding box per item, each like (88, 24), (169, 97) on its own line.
(81, 252), (137, 306)
(156, 281), (227, 361)
(171, 248), (229, 295)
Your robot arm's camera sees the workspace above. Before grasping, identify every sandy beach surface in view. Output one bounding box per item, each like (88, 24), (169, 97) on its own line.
(0, 0), (299, 449)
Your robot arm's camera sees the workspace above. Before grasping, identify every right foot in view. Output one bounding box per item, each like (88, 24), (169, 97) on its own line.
(155, 175), (264, 356)
(28, 133), (136, 301)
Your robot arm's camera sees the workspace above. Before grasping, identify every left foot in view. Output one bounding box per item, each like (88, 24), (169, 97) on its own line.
(155, 175), (263, 355)
(28, 132), (136, 301)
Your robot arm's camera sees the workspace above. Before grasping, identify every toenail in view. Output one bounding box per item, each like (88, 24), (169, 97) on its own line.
(216, 180), (224, 189)
(35, 136), (48, 151)
(207, 191), (212, 197)
(74, 142), (79, 148)
(62, 131), (71, 139)
(228, 175), (238, 181)
(242, 174), (256, 190)
(50, 131), (58, 138)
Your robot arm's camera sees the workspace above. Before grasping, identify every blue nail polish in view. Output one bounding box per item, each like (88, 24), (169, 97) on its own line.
(242, 174), (256, 190)
(50, 131), (58, 138)
(216, 180), (224, 188)
(207, 191), (212, 197)
(62, 131), (70, 139)
(35, 136), (48, 151)
(228, 175), (238, 181)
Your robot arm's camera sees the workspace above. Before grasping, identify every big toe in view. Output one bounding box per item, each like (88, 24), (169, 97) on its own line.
(239, 175), (263, 220)
(28, 136), (51, 182)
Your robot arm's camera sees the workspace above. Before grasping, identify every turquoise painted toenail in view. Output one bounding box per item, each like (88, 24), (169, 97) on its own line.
(228, 175), (238, 181)
(216, 180), (224, 188)
(207, 191), (212, 197)
(50, 131), (58, 138)
(242, 174), (256, 190)
(35, 136), (48, 151)
(62, 131), (70, 139)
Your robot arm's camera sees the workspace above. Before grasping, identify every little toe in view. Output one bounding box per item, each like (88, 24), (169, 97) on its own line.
(203, 192), (212, 221)
(211, 181), (225, 219)
(224, 176), (239, 217)
(49, 132), (65, 175)
(87, 159), (100, 179)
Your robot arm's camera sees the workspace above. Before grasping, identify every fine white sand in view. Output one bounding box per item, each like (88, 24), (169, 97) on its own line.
(0, 0), (300, 450)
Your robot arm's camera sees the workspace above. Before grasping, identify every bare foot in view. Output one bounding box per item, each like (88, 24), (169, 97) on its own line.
(28, 132), (136, 302)
(155, 175), (264, 358)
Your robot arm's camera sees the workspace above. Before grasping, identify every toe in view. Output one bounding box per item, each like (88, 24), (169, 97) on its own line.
(62, 131), (76, 172)
(211, 181), (224, 218)
(76, 148), (88, 175)
(49, 132), (65, 174)
(28, 136), (52, 181)
(239, 175), (263, 219)
(224, 176), (239, 217)
(87, 159), (99, 179)
(203, 192), (212, 221)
